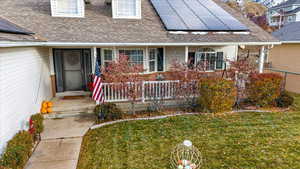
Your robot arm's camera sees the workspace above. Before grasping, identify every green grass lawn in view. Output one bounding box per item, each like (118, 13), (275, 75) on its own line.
(78, 94), (300, 169)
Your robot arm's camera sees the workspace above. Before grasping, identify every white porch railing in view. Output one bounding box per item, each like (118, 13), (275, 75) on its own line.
(102, 80), (180, 102)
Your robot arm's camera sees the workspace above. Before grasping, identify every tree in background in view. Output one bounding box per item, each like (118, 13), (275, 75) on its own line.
(102, 54), (144, 115)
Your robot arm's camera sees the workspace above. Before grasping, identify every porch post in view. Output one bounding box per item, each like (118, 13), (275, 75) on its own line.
(258, 46), (265, 73)
(49, 48), (56, 97)
(185, 46), (189, 63)
(92, 47), (97, 73)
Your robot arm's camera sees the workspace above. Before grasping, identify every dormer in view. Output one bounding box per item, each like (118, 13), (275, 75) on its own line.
(111, 0), (141, 19)
(50, 0), (85, 18)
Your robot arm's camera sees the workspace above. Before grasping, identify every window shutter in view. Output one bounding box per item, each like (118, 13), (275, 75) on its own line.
(216, 52), (224, 69)
(157, 48), (164, 72)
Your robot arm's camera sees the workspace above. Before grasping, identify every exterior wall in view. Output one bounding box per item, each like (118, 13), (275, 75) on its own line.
(269, 44), (300, 93)
(164, 45), (238, 70)
(0, 47), (52, 153)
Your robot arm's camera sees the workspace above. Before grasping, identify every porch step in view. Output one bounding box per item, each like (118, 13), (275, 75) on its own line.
(44, 96), (96, 119)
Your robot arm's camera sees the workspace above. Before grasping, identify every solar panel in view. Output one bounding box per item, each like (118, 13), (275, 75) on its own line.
(150, 0), (249, 31)
(0, 18), (33, 35)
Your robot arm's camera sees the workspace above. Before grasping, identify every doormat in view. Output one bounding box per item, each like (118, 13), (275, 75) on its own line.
(62, 95), (86, 100)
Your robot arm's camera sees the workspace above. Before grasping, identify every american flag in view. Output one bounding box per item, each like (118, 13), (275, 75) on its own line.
(92, 62), (104, 103)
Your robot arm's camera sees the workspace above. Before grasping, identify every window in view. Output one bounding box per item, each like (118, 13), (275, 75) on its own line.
(194, 48), (224, 71)
(149, 48), (157, 72)
(102, 49), (114, 67)
(118, 49), (144, 67)
(112, 0), (141, 19)
(51, 0), (84, 17)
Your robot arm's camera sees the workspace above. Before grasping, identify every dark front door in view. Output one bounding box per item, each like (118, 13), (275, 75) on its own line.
(63, 50), (83, 91)
(54, 49), (92, 92)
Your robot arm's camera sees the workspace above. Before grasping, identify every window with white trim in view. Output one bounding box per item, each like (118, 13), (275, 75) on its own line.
(51, 0), (84, 17)
(112, 0), (141, 19)
(118, 49), (144, 67)
(149, 48), (157, 72)
(195, 48), (224, 71)
(102, 49), (114, 67)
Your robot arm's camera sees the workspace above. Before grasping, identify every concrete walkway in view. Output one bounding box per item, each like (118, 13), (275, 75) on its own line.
(25, 115), (94, 169)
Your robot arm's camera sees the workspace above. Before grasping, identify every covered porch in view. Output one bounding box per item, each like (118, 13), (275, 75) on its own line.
(48, 44), (268, 99)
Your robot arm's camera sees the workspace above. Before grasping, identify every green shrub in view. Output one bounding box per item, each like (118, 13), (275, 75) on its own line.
(0, 131), (33, 169)
(276, 91), (294, 108)
(246, 73), (283, 107)
(30, 114), (44, 134)
(198, 78), (237, 113)
(94, 103), (123, 121)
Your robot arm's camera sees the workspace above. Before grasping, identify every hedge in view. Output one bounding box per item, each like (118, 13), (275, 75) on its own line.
(198, 78), (237, 113)
(94, 103), (123, 121)
(246, 73), (283, 107)
(0, 131), (33, 169)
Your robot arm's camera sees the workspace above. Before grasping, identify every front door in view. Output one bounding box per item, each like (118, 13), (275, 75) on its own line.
(63, 50), (83, 91)
(54, 49), (92, 93)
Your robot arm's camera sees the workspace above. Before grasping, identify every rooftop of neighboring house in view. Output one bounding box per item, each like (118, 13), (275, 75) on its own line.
(272, 21), (300, 41)
(0, 0), (278, 44)
(270, 0), (300, 9)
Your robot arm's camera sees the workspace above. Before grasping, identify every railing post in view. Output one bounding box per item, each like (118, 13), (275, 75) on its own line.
(142, 81), (145, 102)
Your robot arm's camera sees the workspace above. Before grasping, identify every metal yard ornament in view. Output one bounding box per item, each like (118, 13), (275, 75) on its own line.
(170, 140), (203, 169)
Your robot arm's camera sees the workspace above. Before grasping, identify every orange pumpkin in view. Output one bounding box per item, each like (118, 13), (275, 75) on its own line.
(47, 102), (53, 107)
(42, 102), (48, 108)
(47, 108), (53, 113)
(41, 108), (47, 114)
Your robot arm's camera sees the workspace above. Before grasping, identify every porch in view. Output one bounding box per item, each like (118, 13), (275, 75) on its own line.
(48, 45), (268, 98)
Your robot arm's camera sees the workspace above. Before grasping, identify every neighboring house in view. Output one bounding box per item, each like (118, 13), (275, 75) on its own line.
(269, 22), (300, 93)
(267, 0), (300, 27)
(0, 0), (278, 153)
(224, 0), (286, 7)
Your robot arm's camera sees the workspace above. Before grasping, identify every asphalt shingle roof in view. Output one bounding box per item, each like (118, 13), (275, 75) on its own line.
(0, 0), (278, 43)
(272, 22), (300, 41)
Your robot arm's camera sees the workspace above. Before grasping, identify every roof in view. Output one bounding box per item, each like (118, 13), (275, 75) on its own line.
(285, 6), (300, 14)
(271, 0), (300, 9)
(0, 0), (278, 44)
(272, 21), (300, 42)
(0, 17), (43, 42)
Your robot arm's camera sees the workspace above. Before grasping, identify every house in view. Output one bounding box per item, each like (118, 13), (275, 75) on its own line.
(223, 0), (286, 7)
(268, 22), (300, 93)
(267, 0), (300, 27)
(0, 0), (278, 153)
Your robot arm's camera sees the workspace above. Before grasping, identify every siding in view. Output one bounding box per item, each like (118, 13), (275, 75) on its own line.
(269, 44), (300, 93)
(0, 47), (52, 153)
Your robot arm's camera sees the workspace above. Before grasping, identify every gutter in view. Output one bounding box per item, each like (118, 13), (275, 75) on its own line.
(281, 41), (300, 44)
(0, 41), (282, 48)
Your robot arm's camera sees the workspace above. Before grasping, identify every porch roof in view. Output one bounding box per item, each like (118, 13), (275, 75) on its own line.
(0, 0), (278, 44)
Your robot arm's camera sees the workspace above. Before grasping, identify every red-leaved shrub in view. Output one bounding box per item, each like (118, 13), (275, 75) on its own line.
(246, 73), (283, 107)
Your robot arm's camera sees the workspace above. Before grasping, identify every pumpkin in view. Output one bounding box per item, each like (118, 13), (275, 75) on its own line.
(41, 108), (47, 114)
(47, 108), (53, 113)
(42, 102), (48, 108)
(47, 102), (53, 107)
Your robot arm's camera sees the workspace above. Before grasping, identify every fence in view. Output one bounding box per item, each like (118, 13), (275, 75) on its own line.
(265, 68), (300, 93)
(102, 80), (180, 102)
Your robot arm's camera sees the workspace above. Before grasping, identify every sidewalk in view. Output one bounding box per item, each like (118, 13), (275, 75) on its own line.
(25, 115), (94, 169)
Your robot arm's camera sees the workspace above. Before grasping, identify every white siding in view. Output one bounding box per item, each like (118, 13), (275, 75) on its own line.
(0, 47), (52, 153)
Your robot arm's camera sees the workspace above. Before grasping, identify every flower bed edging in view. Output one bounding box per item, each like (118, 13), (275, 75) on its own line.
(90, 110), (276, 130)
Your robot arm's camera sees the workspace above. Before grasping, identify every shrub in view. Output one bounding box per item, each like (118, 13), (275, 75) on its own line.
(94, 103), (123, 121)
(276, 91), (294, 108)
(198, 78), (237, 113)
(246, 73), (283, 107)
(0, 131), (33, 169)
(30, 114), (44, 134)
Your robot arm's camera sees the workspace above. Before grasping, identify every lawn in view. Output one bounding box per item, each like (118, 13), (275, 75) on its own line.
(77, 94), (300, 169)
